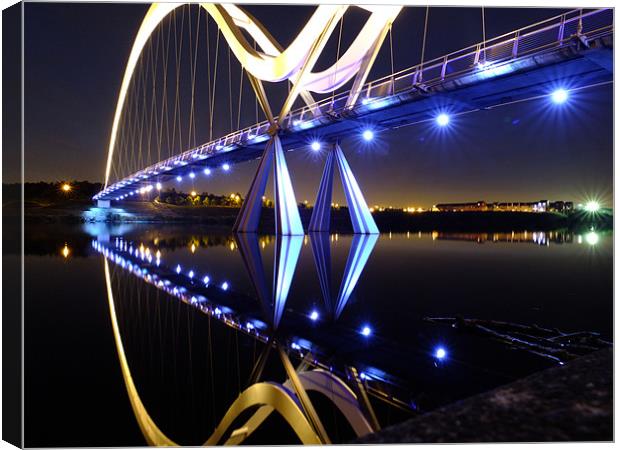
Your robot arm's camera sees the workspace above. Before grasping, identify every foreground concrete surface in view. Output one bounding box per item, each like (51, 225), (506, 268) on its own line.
(357, 348), (612, 443)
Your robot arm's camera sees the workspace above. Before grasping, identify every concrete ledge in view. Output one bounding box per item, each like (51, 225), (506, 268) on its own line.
(357, 349), (612, 443)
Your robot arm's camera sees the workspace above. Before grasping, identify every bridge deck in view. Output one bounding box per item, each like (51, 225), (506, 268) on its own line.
(95, 8), (612, 202)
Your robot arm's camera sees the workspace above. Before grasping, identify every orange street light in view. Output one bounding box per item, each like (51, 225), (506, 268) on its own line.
(61, 183), (72, 192)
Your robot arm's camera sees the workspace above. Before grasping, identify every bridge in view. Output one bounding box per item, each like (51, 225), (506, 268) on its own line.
(93, 5), (613, 236)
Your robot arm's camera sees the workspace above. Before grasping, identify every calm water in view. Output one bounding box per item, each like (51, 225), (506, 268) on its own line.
(23, 224), (612, 446)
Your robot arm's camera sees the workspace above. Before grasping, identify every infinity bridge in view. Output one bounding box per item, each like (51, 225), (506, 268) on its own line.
(94, 5), (613, 236)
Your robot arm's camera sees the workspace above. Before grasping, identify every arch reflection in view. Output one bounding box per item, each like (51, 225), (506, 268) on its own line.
(97, 232), (382, 445)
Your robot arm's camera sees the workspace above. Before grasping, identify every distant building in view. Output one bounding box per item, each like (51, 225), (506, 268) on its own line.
(433, 200), (573, 213)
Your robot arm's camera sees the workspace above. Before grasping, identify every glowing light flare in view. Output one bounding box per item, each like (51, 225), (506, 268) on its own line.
(204, 168), (211, 176)
(436, 113), (450, 126)
(584, 201), (600, 213)
(311, 141), (321, 151)
(361, 325), (372, 337)
(61, 183), (72, 192)
(61, 244), (70, 258)
(309, 310), (319, 321)
(434, 347), (447, 360)
(189, 172), (196, 179)
(551, 88), (569, 104)
(222, 163), (231, 171)
(221, 281), (229, 290)
(176, 176), (182, 182)
(362, 129), (374, 141)
(156, 182), (162, 190)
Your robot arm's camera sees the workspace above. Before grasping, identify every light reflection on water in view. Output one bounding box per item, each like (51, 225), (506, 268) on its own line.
(27, 226), (612, 446)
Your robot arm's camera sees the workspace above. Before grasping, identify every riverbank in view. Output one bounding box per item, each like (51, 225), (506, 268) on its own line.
(13, 200), (612, 233)
(356, 348), (612, 443)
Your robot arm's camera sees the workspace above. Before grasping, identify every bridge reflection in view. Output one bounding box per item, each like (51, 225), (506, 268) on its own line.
(92, 227), (605, 444)
(95, 231), (383, 445)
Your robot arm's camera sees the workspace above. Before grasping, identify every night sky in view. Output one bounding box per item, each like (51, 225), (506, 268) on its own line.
(19, 3), (613, 207)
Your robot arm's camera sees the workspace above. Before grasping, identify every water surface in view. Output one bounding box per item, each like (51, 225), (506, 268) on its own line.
(24, 224), (612, 446)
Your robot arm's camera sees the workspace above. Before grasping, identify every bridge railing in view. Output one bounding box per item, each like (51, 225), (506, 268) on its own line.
(293, 7), (612, 122)
(98, 8), (612, 199)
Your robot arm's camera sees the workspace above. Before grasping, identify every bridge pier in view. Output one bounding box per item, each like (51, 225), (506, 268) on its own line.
(309, 143), (378, 234)
(234, 135), (304, 235)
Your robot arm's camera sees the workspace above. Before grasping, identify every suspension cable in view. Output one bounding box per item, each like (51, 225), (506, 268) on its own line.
(420, 6), (429, 80)
(481, 6), (486, 62)
(188, 5), (201, 149)
(228, 46), (233, 132)
(209, 29), (220, 141)
(254, 38), (258, 124)
(237, 64), (244, 130)
(206, 12), (212, 141)
(389, 23), (394, 89)
(331, 15), (344, 104)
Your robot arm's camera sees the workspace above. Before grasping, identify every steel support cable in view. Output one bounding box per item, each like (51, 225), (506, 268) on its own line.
(161, 16), (172, 161)
(141, 50), (151, 172)
(206, 13), (212, 142)
(331, 15), (344, 105)
(237, 63), (244, 130)
(389, 23), (394, 91)
(254, 39), (258, 124)
(210, 30), (220, 141)
(123, 82), (135, 179)
(420, 6), (429, 81)
(137, 51), (149, 173)
(228, 47), (233, 132)
(171, 8), (186, 159)
(481, 6), (486, 62)
(127, 70), (141, 176)
(188, 5), (201, 149)
(169, 9), (179, 160)
(146, 26), (161, 172)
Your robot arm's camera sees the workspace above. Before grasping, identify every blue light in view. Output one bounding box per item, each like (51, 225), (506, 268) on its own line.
(222, 163), (231, 171)
(188, 270), (194, 278)
(203, 275), (210, 285)
(436, 113), (450, 126)
(246, 322), (254, 330)
(176, 176), (182, 182)
(435, 347), (447, 360)
(362, 129), (374, 141)
(189, 172), (195, 179)
(309, 310), (319, 321)
(551, 88), (569, 104)
(203, 168), (211, 176)
(361, 325), (372, 337)
(311, 141), (321, 151)
(221, 281), (229, 290)
(176, 264), (181, 274)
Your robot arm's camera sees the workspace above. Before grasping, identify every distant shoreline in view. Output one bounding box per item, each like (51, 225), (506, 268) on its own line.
(10, 200), (612, 233)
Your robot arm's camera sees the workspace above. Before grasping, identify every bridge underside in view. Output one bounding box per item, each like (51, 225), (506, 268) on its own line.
(98, 35), (612, 233)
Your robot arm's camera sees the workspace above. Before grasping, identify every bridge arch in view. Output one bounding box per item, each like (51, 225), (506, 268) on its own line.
(104, 2), (401, 187)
